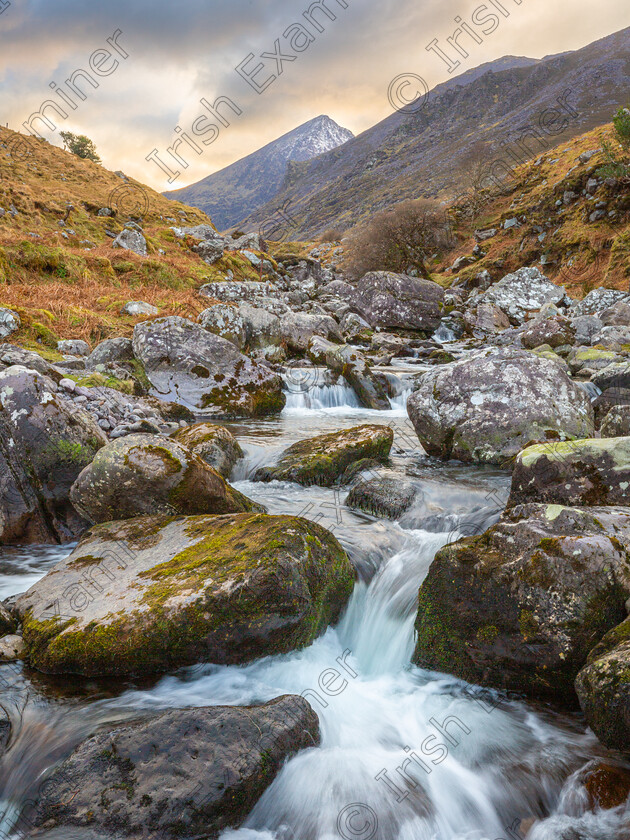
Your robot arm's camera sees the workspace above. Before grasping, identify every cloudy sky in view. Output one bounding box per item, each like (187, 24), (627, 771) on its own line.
(1, 0), (627, 191)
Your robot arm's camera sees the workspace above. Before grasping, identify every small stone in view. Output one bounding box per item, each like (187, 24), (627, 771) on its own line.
(0, 635), (25, 662)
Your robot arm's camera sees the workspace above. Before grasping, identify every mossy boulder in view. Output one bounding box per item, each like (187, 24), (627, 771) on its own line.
(412, 503), (630, 700)
(509, 437), (630, 508)
(254, 425), (393, 486)
(567, 347), (621, 376)
(0, 365), (107, 545)
(132, 316), (285, 417)
(576, 618), (630, 752)
(30, 696), (319, 840)
(407, 348), (594, 465)
(171, 423), (243, 478)
(16, 512), (355, 676)
(70, 434), (258, 523)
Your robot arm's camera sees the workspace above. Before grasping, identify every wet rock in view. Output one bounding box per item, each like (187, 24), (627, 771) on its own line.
(0, 307), (20, 339)
(87, 337), (134, 367)
(602, 406), (630, 438)
(413, 503), (630, 699)
(70, 434), (256, 523)
(0, 366), (107, 545)
(112, 228), (147, 257)
(476, 267), (568, 325)
(407, 349), (593, 466)
(580, 761), (630, 809)
(171, 423), (243, 478)
(509, 437), (630, 507)
(353, 271), (444, 334)
(31, 696), (319, 840)
(0, 634), (24, 661)
(255, 425), (393, 487)
(520, 316), (575, 349)
(346, 477), (418, 519)
(576, 618), (630, 751)
(121, 301), (158, 317)
(17, 512), (355, 675)
(57, 339), (90, 357)
(0, 602), (16, 635)
(132, 317), (285, 416)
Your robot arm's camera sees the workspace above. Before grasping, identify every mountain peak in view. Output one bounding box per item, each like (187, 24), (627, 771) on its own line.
(164, 116), (353, 230)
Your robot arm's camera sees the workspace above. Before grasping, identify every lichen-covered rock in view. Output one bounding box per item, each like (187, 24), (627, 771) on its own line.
(113, 229), (147, 257)
(509, 437), (630, 508)
(0, 366), (107, 545)
(238, 303), (282, 352)
(414, 504), (630, 699)
(308, 337), (390, 410)
(463, 302), (510, 335)
(121, 300), (158, 317)
(57, 339), (90, 357)
(476, 267), (569, 325)
(280, 312), (342, 352)
(346, 477), (418, 519)
(353, 271), (444, 334)
(0, 307), (20, 339)
(132, 316), (285, 416)
(592, 360), (630, 392)
(255, 425), (393, 487)
(198, 304), (247, 350)
(412, 503), (630, 699)
(570, 288), (630, 317)
(520, 316), (575, 349)
(198, 281), (276, 302)
(30, 696), (319, 840)
(576, 619), (630, 751)
(70, 434), (256, 523)
(568, 347), (622, 376)
(16, 512), (355, 675)
(87, 337), (134, 368)
(602, 406), (630, 438)
(407, 349), (594, 465)
(0, 343), (62, 379)
(171, 423), (243, 478)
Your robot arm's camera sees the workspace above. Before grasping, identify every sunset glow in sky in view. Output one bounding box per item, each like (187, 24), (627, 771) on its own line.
(1, 0), (627, 191)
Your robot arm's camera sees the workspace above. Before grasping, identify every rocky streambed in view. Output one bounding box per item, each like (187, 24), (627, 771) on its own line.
(2, 259), (630, 838)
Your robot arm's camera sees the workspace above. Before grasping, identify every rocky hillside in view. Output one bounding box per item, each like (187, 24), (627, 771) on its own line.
(165, 115), (353, 231)
(240, 26), (630, 237)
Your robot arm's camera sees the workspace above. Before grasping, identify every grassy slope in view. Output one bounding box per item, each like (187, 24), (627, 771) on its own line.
(428, 124), (630, 297)
(0, 128), (279, 359)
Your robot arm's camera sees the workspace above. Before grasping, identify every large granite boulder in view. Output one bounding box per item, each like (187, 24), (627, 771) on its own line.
(69, 434), (256, 523)
(280, 312), (342, 353)
(509, 437), (630, 507)
(476, 268), (568, 325)
(255, 425), (393, 487)
(0, 366), (107, 545)
(407, 349), (594, 465)
(132, 317), (285, 416)
(412, 503), (630, 700)
(30, 696), (319, 840)
(576, 619), (630, 751)
(171, 423), (243, 478)
(520, 316), (575, 349)
(198, 304), (248, 350)
(17, 512), (355, 675)
(353, 271), (444, 334)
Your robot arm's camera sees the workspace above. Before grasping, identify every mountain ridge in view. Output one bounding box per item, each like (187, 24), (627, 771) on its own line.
(164, 115), (353, 231)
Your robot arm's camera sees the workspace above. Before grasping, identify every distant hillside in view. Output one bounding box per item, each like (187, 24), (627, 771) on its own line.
(239, 27), (630, 238)
(164, 115), (353, 231)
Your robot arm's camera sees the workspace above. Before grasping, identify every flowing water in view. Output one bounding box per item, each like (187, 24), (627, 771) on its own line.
(1, 364), (630, 840)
